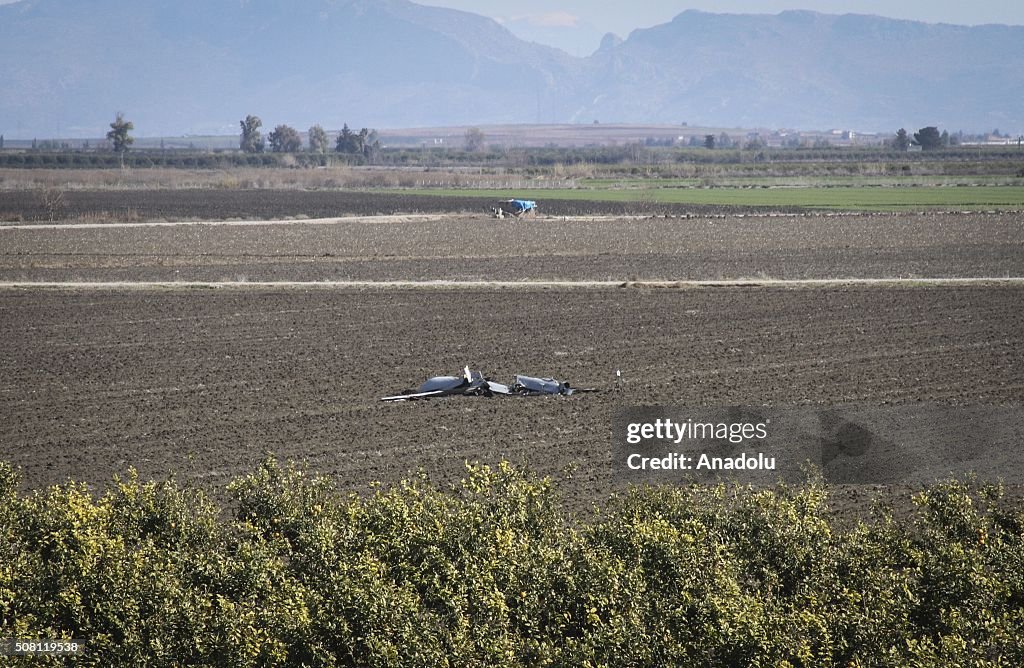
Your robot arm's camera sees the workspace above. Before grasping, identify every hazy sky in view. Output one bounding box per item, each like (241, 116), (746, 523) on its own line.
(420, 1), (1024, 55)
(1, 0), (1020, 26)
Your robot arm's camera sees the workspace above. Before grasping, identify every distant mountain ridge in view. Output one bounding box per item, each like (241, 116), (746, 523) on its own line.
(1, 1), (1021, 137)
(583, 10), (1024, 131)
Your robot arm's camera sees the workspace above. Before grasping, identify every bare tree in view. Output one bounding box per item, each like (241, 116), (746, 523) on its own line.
(39, 188), (66, 222)
(464, 127), (485, 152)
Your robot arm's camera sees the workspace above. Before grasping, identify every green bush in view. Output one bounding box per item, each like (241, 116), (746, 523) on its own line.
(1, 459), (1021, 666)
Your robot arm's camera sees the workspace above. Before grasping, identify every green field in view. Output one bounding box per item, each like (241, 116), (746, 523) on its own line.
(580, 174), (1024, 189)
(394, 185), (1024, 210)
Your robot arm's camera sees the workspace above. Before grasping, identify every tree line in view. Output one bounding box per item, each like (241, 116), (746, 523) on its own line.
(46, 112), (384, 159)
(5, 114), (1021, 171)
(887, 126), (1004, 151)
(239, 115), (380, 159)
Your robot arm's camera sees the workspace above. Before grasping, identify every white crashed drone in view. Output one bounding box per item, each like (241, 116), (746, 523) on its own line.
(380, 366), (596, 402)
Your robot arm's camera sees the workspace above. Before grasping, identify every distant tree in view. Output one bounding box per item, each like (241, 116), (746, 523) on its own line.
(239, 115), (264, 153)
(912, 126), (942, 151)
(268, 124), (302, 153)
(335, 123), (357, 153)
(744, 135), (765, 150)
(940, 130), (951, 147)
(717, 133), (733, 149)
(106, 112), (134, 153)
(361, 128), (380, 162)
(464, 127), (485, 152)
(335, 124), (379, 160)
(308, 125), (328, 154)
(892, 128), (910, 151)
(0, 134), (4, 150)
(703, 134), (716, 150)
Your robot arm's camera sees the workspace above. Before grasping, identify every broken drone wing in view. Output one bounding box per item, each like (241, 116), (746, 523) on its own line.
(484, 380), (512, 395)
(513, 375), (563, 395)
(512, 375), (596, 396)
(380, 389), (453, 402)
(419, 374), (471, 394)
(381, 368), (510, 401)
(380, 372), (469, 401)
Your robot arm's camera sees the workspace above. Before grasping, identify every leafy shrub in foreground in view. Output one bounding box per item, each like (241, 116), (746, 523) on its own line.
(1, 459), (1022, 666)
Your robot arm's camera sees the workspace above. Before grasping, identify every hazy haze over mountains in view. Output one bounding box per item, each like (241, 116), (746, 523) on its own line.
(1, 0), (1022, 138)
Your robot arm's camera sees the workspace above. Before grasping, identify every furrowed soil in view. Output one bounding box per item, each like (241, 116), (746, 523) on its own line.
(1, 286), (1022, 515)
(2, 198), (1022, 517)
(2, 212), (1023, 282)
(0, 189), (794, 222)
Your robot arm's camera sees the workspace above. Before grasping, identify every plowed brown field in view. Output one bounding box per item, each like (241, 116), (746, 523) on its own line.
(2, 201), (1022, 515)
(2, 285), (1021, 511)
(0, 189), (779, 222)
(2, 212), (1022, 281)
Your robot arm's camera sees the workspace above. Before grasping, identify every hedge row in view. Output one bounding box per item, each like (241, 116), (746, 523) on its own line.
(0, 153), (333, 170)
(1, 145), (1021, 170)
(1, 460), (1022, 666)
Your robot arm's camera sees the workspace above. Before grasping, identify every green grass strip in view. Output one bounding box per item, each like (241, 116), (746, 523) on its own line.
(385, 185), (1024, 210)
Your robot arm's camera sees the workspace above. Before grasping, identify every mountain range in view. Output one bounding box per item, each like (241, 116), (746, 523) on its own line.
(1, 0), (1022, 138)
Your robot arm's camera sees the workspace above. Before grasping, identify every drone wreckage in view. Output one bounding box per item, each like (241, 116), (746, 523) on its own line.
(381, 366), (597, 402)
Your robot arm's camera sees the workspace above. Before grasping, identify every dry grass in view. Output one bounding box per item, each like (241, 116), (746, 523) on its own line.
(0, 167), (577, 192)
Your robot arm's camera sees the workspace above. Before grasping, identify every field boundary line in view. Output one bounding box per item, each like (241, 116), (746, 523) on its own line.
(3, 209), (1022, 230)
(1, 278), (1023, 290)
